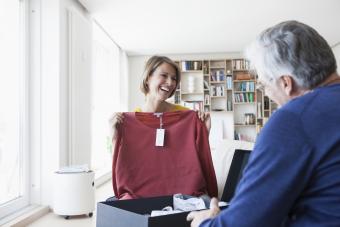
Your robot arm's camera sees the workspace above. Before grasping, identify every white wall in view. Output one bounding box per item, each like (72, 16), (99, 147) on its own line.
(128, 53), (242, 147)
(66, 7), (92, 166)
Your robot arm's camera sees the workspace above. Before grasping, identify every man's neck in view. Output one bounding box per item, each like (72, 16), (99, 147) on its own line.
(291, 73), (340, 99)
(317, 73), (340, 87)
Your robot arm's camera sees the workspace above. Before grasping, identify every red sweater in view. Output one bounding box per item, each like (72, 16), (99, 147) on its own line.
(112, 110), (218, 199)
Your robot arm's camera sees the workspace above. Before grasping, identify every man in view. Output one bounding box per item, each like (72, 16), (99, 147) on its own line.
(187, 20), (340, 226)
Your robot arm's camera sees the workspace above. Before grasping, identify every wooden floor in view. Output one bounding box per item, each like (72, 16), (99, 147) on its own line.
(27, 181), (113, 227)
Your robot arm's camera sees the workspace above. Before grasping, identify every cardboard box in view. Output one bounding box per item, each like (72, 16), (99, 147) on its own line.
(235, 72), (253, 80)
(96, 195), (194, 227)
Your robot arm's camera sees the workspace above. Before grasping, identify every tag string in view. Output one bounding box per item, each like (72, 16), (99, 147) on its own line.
(160, 116), (163, 129)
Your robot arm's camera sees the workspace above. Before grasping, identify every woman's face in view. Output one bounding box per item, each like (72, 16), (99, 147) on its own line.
(146, 63), (177, 101)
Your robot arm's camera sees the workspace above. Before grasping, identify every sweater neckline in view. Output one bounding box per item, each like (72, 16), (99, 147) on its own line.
(132, 110), (191, 129)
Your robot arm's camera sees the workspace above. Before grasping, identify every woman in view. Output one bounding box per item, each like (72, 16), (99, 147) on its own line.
(109, 56), (217, 200)
(110, 55), (211, 143)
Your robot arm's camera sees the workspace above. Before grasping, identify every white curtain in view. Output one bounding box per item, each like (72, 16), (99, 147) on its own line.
(91, 22), (121, 178)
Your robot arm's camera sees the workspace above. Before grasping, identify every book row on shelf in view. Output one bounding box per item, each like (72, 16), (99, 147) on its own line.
(227, 100), (233, 111)
(232, 59), (250, 70)
(234, 81), (255, 92)
(181, 61), (203, 71)
(180, 59), (250, 71)
(257, 102), (263, 118)
(210, 85), (225, 97)
(210, 70), (228, 81)
(174, 92), (180, 104)
(204, 94), (210, 105)
(226, 76), (233, 89)
(204, 80), (209, 89)
(244, 113), (256, 125)
(234, 92), (255, 103)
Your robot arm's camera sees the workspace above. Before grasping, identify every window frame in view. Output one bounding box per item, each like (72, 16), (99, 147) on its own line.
(0, 0), (30, 221)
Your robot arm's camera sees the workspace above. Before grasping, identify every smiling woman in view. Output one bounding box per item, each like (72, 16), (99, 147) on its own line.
(138, 56), (183, 112)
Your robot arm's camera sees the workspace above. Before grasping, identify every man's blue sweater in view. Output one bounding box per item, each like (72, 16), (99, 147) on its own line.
(201, 84), (340, 227)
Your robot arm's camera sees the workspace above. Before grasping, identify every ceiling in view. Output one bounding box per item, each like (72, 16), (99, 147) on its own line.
(79, 0), (340, 56)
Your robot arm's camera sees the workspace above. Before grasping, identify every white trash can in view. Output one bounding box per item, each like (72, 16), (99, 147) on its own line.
(53, 171), (95, 219)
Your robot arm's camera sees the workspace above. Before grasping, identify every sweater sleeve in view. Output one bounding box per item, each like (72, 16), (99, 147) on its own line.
(196, 116), (218, 198)
(200, 110), (315, 227)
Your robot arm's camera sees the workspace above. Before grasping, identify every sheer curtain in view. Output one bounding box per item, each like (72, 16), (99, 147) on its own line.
(91, 22), (121, 178)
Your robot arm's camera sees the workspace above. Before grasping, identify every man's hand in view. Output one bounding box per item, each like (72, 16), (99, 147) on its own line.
(187, 198), (220, 227)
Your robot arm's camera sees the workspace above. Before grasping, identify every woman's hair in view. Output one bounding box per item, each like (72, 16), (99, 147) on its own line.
(140, 55), (181, 97)
(245, 20), (337, 89)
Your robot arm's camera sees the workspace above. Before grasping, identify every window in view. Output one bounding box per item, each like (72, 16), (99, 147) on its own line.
(91, 22), (120, 178)
(0, 0), (29, 220)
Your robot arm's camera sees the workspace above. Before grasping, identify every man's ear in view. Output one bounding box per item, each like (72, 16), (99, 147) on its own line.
(280, 75), (294, 96)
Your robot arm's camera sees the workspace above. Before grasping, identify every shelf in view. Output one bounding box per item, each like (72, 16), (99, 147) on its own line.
(234, 102), (256, 104)
(233, 69), (250, 72)
(210, 81), (226, 84)
(210, 66), (225, 69)
(233, 79), (256, 82)
(211, 96), (226, 98)
(211, 110), (232, 113)
(234, 91), (255, 93)
(181, 70), (203, 73)
(181, 92), (204, 95)
(234, 124), (256, 127)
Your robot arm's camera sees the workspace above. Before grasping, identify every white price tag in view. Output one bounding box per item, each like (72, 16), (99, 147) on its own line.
(155, 128), (165, 147)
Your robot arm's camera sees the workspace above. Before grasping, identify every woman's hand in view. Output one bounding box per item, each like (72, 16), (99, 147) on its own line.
(196, 110), (211, 134)
(187, 198), (220, 227)
(109, 112), (124, 141)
